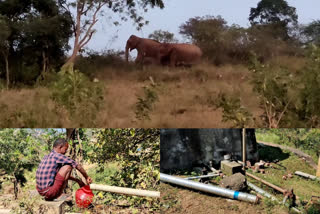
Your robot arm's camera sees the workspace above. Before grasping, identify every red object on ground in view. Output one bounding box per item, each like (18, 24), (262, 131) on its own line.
(75, 185), (94, 208)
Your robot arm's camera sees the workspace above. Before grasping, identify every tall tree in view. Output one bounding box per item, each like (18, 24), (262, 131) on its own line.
(303, 20), (320, 46)
(179, 15), (248, 64)
(0, 0), (72, 84)
(0, 16), (10, 89)
(249, 0), (298, 40)
(148, 30), (178, 43)
(61, 0), (164, 69)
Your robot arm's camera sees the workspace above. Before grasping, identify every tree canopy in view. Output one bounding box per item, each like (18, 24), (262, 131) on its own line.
(0, 0), (73, 85)
(249, 0), (298, 40)
(62, 0), (165, 68)
(148, 30), (178, 43)
(303, 20), (320, 46)
(249, 0), (298, 26)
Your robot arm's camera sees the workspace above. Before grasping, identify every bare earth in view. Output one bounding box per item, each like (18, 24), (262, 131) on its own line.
(160, 183), (287, 214)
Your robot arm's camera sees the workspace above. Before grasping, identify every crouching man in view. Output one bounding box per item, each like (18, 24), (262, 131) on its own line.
(36, 138), (92, 201)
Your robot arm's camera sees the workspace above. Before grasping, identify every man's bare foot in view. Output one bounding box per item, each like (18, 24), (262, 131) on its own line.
(54, 193), (72, 202)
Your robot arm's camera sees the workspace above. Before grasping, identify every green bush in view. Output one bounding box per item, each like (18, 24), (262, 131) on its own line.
(135, 84), (159, 121)
(86, 129), (160, 211)
(249, 54), (294, 127)
(215, 92), (253, 127)
(50, 69), (104, 126)
(299, 45), (320, 127)
(74, 50), (125, 77)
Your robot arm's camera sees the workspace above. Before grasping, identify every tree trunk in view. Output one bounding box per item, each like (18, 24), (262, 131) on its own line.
(63, 48), (79, 70)
(2, 51), (9, 89)
(65, 128), (76, 194)
(13, 177), (18, 200)
(62, 1), (82, 71)
(42, 50), (47, 77)
(66, 128), (77, 160)
(61, 2), (105, 70)
(76, 129), (83, 163)
(317, 156), (320, 177)
(5, 55), (9, 90)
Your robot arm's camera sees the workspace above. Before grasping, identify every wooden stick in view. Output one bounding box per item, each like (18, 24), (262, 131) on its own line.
(246, 172), (286, 194)
(317, 156), (320, 177)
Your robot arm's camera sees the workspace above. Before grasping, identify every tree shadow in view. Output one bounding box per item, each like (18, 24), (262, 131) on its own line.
(258, 144), (290, 162)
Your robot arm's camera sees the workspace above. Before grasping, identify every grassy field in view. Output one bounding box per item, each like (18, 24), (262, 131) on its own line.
(0, 62), (267, 128)
(256, 130), (319, 164)
(160, 145), (320, 214)
(0, 54), (311, 128)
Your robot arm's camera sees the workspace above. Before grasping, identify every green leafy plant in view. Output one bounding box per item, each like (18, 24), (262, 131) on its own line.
(86, 129), (160, 211)
(215, 92), (253, 127)
(51, 69), (104, 126)
(0, 129), (41, 199)
(299, 45), (320, 127)
(249, 54), (293, 128)
(135, 84), (159, 121)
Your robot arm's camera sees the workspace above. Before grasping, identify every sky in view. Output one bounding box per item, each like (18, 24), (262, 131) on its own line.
(79, 0), (320, 54)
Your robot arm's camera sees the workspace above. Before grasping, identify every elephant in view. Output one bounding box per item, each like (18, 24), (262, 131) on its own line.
(125, 35), (162, 64)
(158, 43), (202, 67)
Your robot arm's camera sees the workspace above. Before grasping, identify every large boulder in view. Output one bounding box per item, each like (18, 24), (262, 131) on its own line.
(219, 173), (247, 191)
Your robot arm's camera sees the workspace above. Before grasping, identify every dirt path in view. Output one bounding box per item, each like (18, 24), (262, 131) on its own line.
(257, 141), (317, 170)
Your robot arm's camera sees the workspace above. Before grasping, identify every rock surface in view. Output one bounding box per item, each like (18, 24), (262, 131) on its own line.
(219, 173), (247, 191)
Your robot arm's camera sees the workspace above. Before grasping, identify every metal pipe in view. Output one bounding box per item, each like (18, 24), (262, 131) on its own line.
(295, 171), (320, 181)
(246, 172), (286, 194)
(185, 174), (219, 180)
(160, 173), (258, 203)
(247, 182), (277, 201)
(90, 184), (160, 198)
(242, 128), (246, 167)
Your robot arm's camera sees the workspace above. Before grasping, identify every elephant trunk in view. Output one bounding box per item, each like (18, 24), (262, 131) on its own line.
(125, 43), (130, 62)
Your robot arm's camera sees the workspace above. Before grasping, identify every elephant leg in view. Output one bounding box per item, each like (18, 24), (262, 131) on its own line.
(135, 52), (144, 64)
(170, 51), (177, 67)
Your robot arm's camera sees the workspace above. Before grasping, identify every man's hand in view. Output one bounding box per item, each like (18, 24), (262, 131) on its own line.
(77, 179), (86, 187)
(86, 176), (93, 185)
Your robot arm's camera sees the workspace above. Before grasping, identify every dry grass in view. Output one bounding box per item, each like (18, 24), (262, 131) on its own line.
(0, 57), (305, 127)
(94, 63), (259, 128)
(0, 87), (70, 127)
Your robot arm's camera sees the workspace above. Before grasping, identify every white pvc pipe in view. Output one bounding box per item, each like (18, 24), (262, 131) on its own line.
(90, 184), (160, 198)
(247, 182), (277, 201)
(295, 171), (320, 181)
(185, 174), (219, 180)
(160, 173), (258, 203)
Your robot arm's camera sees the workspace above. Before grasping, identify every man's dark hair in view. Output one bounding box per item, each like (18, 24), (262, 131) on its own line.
(53, 138), (68, 148)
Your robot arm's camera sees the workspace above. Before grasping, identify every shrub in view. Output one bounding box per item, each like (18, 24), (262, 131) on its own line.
(299, 45), (320, 126)
(50, 69), (104, 127)
(74, 50), (125, 77)
(248, 54), (293, 127)
(215, 92), (253, 127)
(135, 84), (159, 121)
